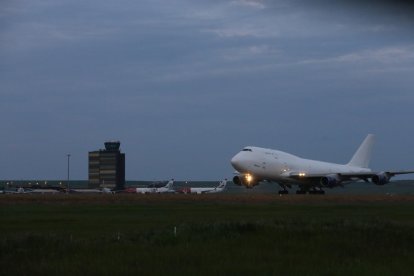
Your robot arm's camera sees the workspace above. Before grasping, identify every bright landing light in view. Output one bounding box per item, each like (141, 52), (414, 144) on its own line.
(246, 174), (253, 183)
(299, 173), (306, 177)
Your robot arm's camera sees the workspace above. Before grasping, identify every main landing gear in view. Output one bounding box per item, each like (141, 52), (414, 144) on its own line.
(278, 189), (289, 195)
(295, 188), (325, 195)
(309, 188), (325, 195)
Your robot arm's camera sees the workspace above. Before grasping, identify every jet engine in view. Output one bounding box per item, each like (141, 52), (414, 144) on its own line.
(233, 174), (259, 188)
(320, 175), (340, 188)
(371, 172), (390, 185)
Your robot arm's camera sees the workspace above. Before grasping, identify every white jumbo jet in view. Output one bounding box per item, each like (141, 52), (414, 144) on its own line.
(136, 179), (174, 194)
(231, 134), (414, 194)
(181, 179), (228, 194)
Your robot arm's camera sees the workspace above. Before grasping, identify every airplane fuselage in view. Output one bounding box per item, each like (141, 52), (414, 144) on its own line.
(136, 180), (174, 194)
(178, 180), (227, 194)
(189, 187), (220, 194)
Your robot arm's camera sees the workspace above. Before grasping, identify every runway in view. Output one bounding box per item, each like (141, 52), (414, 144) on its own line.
(2, 179), (414, 193)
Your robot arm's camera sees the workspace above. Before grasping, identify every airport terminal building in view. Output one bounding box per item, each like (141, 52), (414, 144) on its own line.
(88, 141), (125, 190)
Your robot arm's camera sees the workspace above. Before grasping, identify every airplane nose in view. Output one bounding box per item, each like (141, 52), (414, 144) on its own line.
(231, 156), (238, 167)
(231, 155), (244, 171)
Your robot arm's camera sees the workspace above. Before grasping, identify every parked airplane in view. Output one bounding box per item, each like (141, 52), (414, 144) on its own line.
(27, 188), (61, 194)
(136, 179), (174, 194)
(231, 134), (414, 194)
(178, 179), (227, 194)
(70, 189), (105, 194)
(120, 187), (137, 194)
(4, 187), (28, 194)
(102, 188), (115, 194)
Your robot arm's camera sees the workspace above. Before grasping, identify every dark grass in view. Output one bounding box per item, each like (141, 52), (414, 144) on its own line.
(2, 195), (414, 275)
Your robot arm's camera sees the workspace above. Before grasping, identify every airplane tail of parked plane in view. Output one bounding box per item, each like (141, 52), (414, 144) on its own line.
(347, 134), (375, 168)
(165, 179), (174, 189)
(217, 179), (227, 189)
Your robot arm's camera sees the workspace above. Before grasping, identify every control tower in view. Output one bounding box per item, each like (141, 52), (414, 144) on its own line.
(88, 141), (125, 190)
(104, 141), (120, 151)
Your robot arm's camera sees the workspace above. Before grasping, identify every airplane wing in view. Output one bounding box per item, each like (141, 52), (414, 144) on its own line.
(288, 170), (414, 185)
(384, 170), (414, 176)
(338, 171), (414, 180)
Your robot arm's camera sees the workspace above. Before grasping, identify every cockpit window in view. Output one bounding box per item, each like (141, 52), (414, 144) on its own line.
(242, 148), (252, 152)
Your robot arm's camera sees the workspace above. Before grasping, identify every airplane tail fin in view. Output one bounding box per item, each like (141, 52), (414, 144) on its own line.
(166, 179), (174, 189)
(217, 179), (227, 189)
(347, 134), (375, 168)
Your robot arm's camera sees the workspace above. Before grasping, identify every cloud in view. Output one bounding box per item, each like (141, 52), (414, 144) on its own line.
(153, 44), (414, 83)
(1, 18), (119, 52)
(205, 27), (277, 38)
(301, 46), (414, 66)
(231, 0), (266, 9)
(2, 0), (414, 179)
(221, 45), (280, 60)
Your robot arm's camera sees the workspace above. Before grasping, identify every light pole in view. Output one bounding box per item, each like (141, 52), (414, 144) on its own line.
(67, 154), (71, 193)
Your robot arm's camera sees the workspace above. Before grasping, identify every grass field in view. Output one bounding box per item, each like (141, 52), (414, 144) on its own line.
(2, 194), (414, 275)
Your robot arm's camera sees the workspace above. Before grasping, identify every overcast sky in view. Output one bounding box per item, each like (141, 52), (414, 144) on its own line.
(1, 0), (414, 180)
